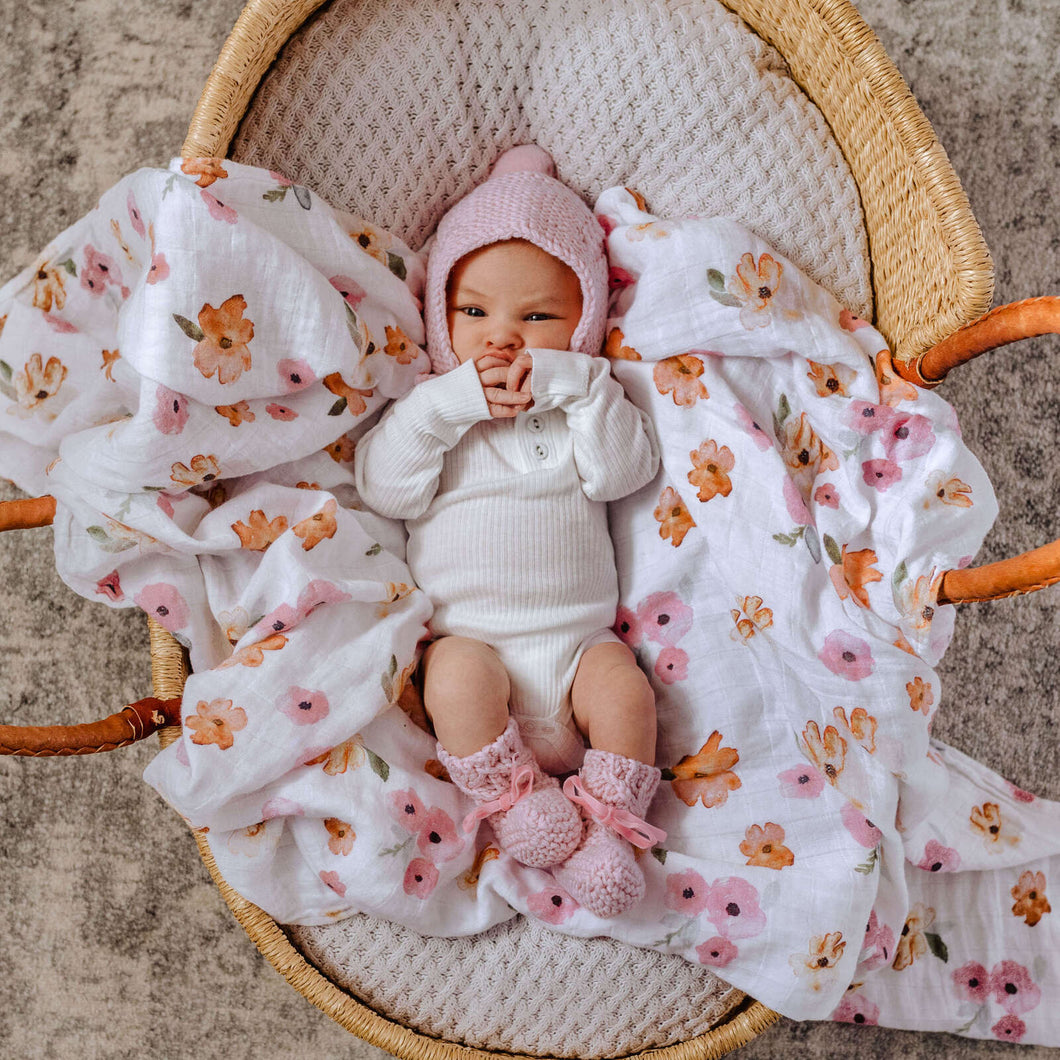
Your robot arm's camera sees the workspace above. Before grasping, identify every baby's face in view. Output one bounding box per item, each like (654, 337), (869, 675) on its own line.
(446, 239), (583, 363)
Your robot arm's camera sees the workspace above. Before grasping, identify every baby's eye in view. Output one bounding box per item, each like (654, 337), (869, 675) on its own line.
(458, 306), (485, 317)
(525, 313), (556, 322)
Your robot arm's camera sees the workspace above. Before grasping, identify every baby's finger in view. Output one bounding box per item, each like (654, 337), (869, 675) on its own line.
(487, 401), (519, 419)
(477, 367), (511, 387)
(477, 354), (510, 371)
(483, 386), (531, 406)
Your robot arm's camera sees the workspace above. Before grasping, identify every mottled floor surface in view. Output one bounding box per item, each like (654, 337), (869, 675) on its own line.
(1, 0), (1058, 1057)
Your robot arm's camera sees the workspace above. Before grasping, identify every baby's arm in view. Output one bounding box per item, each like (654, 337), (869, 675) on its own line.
(529, 350), (660, 501)
(354, 358), (491, 519)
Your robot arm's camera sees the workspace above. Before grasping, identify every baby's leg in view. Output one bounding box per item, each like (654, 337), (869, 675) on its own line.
(421, 635), (509, 756)
(571, 641), (656, 764)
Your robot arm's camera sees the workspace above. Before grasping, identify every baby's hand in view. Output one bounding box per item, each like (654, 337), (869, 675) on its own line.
(476, 352), (534, 419)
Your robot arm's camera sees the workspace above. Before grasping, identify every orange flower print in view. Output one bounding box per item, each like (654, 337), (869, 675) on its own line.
(325, 818), (356, 856)
(626, 221), (670, 241)
(324, 434), (356, 463)
(654, 486), (696, 547)
(728, 252), (782, 329)
(654, 355), (709, 406)
(292, 498), (337, 551)
(186, 697), (248, 750)
(832, 706), (877, 754)
(906, 676), (933, 716)
(688, 440), (734, 502)
(101, 348), (120, 381)
(31, 260), (67, 313)
(897, 572), (941, 633)
(384, 325), (418, 364)
(892, 903), (935, 970)
(215, 400), (255, 426)
(669, 731), (742, 808)
(1011, 870), (1051, 926)
(604, 327), (642, 361)
(970, 802), (1020, 850)
(807, 360), (857, 397)
(874, 350), (918, 407)
(181, 157), (229, 188)
(193, 294), (254, 385)
(801, 721), (847, 787)
(13, 353), (68, 413)
(231, 509), (289, 551)
(730, 595), (773, 642)
(789, 932), (846, 990)
(829, 546), (883, 609)
(459, 845), (501, 889)
(170, 453), (221, 487)
(304, 735), (366, 775)
(219, 632), (288, 668)
(893, 630), (916, 656)
(323, 372), (374, 416)
(347, 221), (392, 264)
(740, 822), (794, 870)
(624, 187), (649, 211)
(777, 412), (839, 500)
(925, 471), (973, 508)
(378, 582), (416, 619)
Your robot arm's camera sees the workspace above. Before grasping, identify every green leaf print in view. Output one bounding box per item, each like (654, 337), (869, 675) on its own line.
(366, 748), (390, 783)
(824, 534), (843, 566)
(893, 561), (908, 590)
(776, 393), (791, 425)
(0, 360), (11, 382)
(386, 251), (407, 281)
(0, 362), (15, 402)
(293, 186), (313, 210)
(262, 187), (288, 203)
(706, 268), (741, 307)
(651, 847), (668, 865)
(172, 314), (205, 342)
(85, 525), (136, 553)
(58, 258), (77, 276)
(345, 304), (364, 351)
(328, 397), (348, 416)
(854, 847), (879, 874)
(925, 932), (949, 963)
(365, 542), (383, 557)
(773, 526), (805, 548)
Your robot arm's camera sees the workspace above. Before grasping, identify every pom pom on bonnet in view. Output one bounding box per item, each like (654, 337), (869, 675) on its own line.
(424, 146), (609, 374)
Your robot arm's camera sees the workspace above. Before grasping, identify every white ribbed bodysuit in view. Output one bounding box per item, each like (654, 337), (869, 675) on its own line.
(354, 349), (660, 773)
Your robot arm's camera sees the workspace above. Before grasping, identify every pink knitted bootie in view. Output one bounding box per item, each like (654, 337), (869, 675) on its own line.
(554, 750), (667, 918)
(438, 717), (583, 868)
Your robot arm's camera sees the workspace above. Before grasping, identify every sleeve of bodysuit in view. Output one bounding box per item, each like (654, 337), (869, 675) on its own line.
(354, 358), (491, 519)
(529, 348), (660, 502)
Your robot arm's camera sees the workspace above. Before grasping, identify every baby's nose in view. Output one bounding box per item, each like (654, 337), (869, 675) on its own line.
(488, 323), (522, 350)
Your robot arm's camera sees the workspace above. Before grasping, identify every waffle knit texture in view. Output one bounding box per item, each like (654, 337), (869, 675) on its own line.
(353, 351), (660, 773)
(423, 154), (609, 374)
(554, 750), (662, 919)
(436, 716), (582, 868)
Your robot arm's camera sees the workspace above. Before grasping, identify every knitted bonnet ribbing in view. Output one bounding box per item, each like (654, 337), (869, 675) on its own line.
(424, 148), (610, 374)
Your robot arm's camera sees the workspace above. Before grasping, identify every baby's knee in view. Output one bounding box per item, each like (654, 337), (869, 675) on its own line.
(577, 642), (655, 713)
(422, 636), (510, 705)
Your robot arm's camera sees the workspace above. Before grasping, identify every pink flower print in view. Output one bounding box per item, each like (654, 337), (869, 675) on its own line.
(390, 789), (428, 832)
(261, 796), (305, 820)
(614, 605), (643, 648)
(861, 458), (903, 491)
(989, 960), (1041, 1016)
(415, 807), (464, 863)
(783, 475), (812, 526)
(278, 357), (316, 392)
(704, 876), (767, 940)
(153, 384), (189, 435)
(156, 493), (175, 518)
(95, 570), (123, 601)
(134, 582), (190, 632)
(147, 251), (169, 285)
(840, 801), (882, 848)
(329, 275), (367, 309)
(636, 591), (693, 646)
(814, 483), (839, 509)
(991, 1015), (1027, 1043)
(403, 857), (439, 899)
(80, 244), (126, 298)
(777, 764), (825, 799)
(952, 961), (991, 1004)
(527, 884), (577, 923)
(654, 646), (689, 684)
(665, 869), (710, 916)
(818, 630), (875, 681)
(860, 911), (894, 970)
(269, 170), (294, 186)
(695, 937), (738, 968)
(201, 189), (238, 223)
(832, 992), (879, 1026)
(127, 191), (146, 238)
(845, 401), (899, 436)
(839, 308), (870, 332)
(257, 603), (302, 636)
(881, 414), (935, 463)
(266, 402), (298, 421)
(297, 579), (353, 616)
(320, 870), (347, 897)
(917, 839), (961, 873)
(44, 313), (78, 333)
(608, 265), (636, 293)
(278, 685), (331, 725)
(596, 213), (616, 236)
(734, 403), (774, 451)
(1007, 780), (1036, 804)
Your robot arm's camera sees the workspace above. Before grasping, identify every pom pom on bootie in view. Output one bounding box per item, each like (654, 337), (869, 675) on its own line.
(554, 749), (666, 918)
(437, 717), (583, 869)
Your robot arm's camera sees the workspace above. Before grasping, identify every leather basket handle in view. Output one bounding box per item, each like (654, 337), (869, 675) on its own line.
(895, 297), (1060, 604)
(0, 496), (181, 754)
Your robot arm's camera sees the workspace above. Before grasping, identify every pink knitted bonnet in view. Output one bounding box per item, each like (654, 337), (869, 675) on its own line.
(424, 146), (609, 374)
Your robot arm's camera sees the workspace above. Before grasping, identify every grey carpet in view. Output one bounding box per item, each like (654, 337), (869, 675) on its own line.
(0, 0), (1058, 1057)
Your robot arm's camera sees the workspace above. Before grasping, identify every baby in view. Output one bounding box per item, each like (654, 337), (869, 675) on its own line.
(354, 146), (664, 917)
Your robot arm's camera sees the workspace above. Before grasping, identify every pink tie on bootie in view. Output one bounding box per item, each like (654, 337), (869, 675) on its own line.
(437, 717), (583, 869)
(554, 749), (667, 918)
